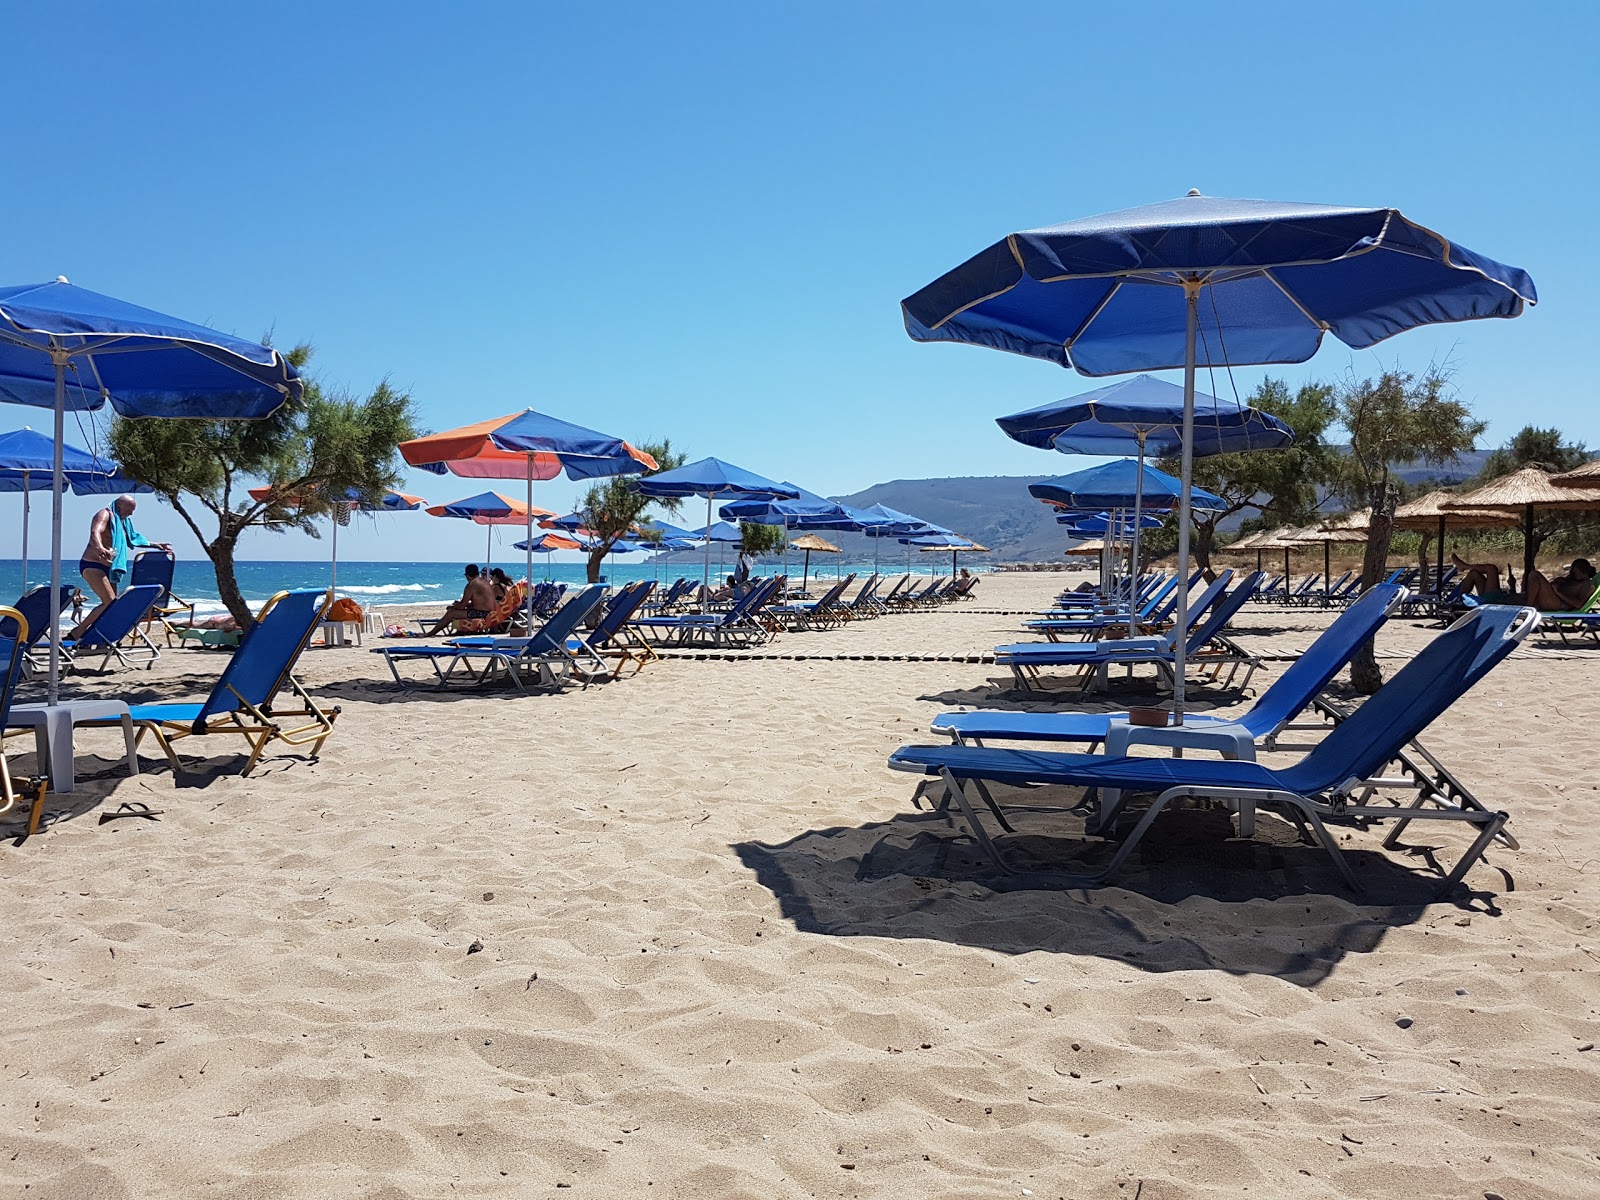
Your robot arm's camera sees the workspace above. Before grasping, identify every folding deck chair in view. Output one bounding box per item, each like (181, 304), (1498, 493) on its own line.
(82, 588), (339, 776)
(574, 581), (659, 678)
(10, 585), (73, 676)
(59, 584), (164, 672)
(129, 549), (196, 646)
(889, 604), (1539, 895)
(376, 585), (607, 691)
(1026, 574), (1188, 641)
(0, 603), (52, 836)
(771, 574), (855, 631)
(633, 577), (782, 648)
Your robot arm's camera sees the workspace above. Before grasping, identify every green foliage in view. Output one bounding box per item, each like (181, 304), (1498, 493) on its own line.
(110, 343), (421, 625)
(1156, 378), (1341, 572)
(738, 521), (787, 557)
(1477, 425), (1590, 481)
(578, 439), (689, 582)
(1335, 366), (1486, 508)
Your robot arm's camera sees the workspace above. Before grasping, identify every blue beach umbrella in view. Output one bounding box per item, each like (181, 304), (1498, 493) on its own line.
(0, 427), (150, 591)
(249, 484), (427, 595)
(999, 374), (1293, 599)
(721, 483), (860, 579)
(1029, 460), (1226, 512)
(634, 458), (796, 602)
(0, 278), (301, 702)
(903, 191), (1535, 716)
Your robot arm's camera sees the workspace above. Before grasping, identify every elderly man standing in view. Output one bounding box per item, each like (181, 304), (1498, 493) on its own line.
(67, 493), (171, 638)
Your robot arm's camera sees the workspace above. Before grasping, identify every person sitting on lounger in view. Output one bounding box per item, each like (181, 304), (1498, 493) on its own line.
(489, 568), (513, 603)
(1453, 552), (1596, 611)
(423, 563), (496, 635)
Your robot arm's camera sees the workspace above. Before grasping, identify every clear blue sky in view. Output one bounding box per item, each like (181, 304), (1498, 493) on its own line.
(4, 1), (1594, 563)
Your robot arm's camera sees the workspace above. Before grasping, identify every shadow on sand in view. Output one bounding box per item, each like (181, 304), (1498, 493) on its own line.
(735, 784), (1499, 988)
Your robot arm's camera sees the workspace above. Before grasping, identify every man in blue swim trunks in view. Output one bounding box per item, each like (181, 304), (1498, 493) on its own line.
(68, 494), (171, 639)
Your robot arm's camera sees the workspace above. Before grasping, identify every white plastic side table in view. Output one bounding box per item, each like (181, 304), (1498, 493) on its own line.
(7, 700), (141, 794)
(1100, 718), (1258, 836)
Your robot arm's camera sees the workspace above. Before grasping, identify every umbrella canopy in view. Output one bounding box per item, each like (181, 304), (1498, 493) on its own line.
(849, 503), (936, 534)
(692, 520), (745, 543)
(1028, 459), (1227, 511)
(428, 491), (552, 568)
(997, 374), (1294, 455)
(401, 409), (657, 480)
(720, 485), (857, 530)
(903, 191), (1535, 717)
(1443, 466), (1600, 582)
(1058, 510), (1164, 533)
(0, 278), (302, 703)
(1393, 490), (1522, 530)
(634, 458), (797, 603)
(1065, 539), (1105, 556)
(635, 518), (697, 540)
(790, 533), (841, 554)
(513, 532), (581, 553)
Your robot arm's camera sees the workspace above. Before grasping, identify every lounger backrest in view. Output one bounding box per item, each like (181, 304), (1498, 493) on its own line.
(591, 581), (656, 645)
(195, 588), (331, 730)
(522, 585), (607, 657)
(75, 585), (164, 647)
(0, 605), (27, 729)
(1239, 584), (1404, 737)
(6, 585), (72, 650)
(129, 549), (177, 607)
(1164, 571), (1233, 649)
(1181, 571), (1260, 653)
(1281, 605), (1536, 796)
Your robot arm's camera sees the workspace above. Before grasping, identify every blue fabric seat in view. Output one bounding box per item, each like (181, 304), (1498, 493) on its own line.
(889, 605), (1539, 894)
(375, 585), (607, 691)
(59, 584), (164, 672)
(81, 588), (337, 775)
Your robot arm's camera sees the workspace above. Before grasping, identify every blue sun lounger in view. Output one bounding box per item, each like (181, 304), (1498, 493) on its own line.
(9, 585), (73, 675)
(0, 601), (50, 833)
(890, 604), (1538, 894)
(81, 588), (338, 776)
(1026, 573), (1193, 640)
(632, 577), (782, 648)
(376, 585), (606, 691)
(59, 584), (164, 672)
(940, 584), (1405, 753)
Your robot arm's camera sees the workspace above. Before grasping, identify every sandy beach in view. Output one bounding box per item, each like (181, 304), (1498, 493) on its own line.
(4, 571), (1598, 1199)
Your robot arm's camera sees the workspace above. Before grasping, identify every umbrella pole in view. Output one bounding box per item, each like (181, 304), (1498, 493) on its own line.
(1171, 280), (1200, 725)
(47, 354), (65, 706)
(1128, 439), (1146, 629)
(525, 461), (535, 628)
(1522, 504), (1536, 593)
(703, 493), (713, 611)
(802, 549), (811, 594)
(486, 522), (492, 570)
(331, 511), (339, 596)
(22, 480), (29, 593)
(1324, 541), (1331, 604)
(1436, 514), (1445, 592)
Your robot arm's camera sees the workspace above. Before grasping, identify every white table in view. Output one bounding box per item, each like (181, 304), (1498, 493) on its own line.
(318, 620), (363, 647)
(6, 700), (142, 794)
(1098, 717), (1257, 835)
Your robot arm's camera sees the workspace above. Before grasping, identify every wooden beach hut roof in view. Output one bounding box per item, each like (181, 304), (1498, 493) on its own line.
(1442, 465), (1600, 513)
(789, 533), (841, 553)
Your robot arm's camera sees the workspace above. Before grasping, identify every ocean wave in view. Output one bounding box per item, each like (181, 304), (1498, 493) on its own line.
(338, 583), (441, 594)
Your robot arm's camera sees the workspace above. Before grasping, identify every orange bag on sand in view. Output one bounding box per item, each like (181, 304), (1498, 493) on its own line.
(327, 597), (364, 623)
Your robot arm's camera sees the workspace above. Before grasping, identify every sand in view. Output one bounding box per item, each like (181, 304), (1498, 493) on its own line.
(3, 571), (1598, 1199)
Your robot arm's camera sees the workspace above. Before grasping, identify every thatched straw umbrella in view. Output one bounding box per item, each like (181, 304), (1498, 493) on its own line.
(1064, 538), (1105, 575)
(1253, 525), (1317, 589)
(1288, 513), (1369, 600)
(790, 532), (841, 593)
(920, 538), (989, 578)
(1393, 489), (1521, 589)
(1552, 458), (1600, 487)
(1221, 527), (1279, 574)
(1442, 465), (1600, 584)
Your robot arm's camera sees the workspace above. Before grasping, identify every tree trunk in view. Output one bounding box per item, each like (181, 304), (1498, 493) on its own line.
(1349, 499), (1397, 695)
(1417, 531), (1433, 590)
(584, 547), (607, 584)
(206, 533), (256, 629)
(1194, 519), (1217, 581)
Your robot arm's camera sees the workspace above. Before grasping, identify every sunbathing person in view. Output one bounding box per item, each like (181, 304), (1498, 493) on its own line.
(1453, 552), (1596, 611)
(423, 563), (496, 635)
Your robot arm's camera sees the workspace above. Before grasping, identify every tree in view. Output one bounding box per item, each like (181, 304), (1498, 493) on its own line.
(1478, 425), (1590, 480)
(1158, 379), (1340, 576)
(738, 521), (786, 558)
(110, 344), (420, 628)
(1336, 366), (1486, 693)
(577, 440), (688, 583)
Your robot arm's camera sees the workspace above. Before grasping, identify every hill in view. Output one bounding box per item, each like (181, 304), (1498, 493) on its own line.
(651, 449), (1497, 566)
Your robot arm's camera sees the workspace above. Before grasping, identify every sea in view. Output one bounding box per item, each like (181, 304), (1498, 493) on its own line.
(1, 555), (942, 618)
